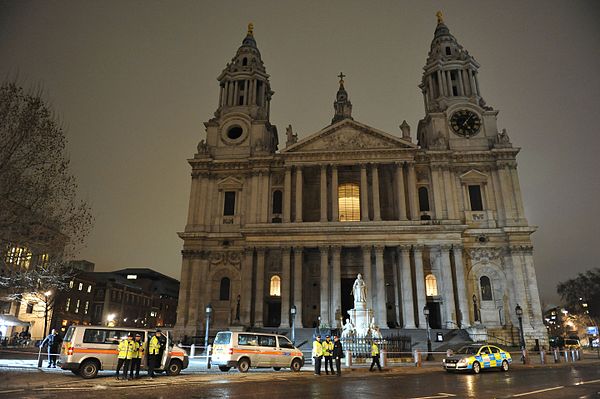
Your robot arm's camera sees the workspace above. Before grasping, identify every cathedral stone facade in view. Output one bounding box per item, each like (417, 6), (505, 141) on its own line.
(175, 16), (547, 347)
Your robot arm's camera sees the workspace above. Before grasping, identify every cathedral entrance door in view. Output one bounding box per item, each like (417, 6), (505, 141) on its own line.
(426, 302), (442, 329)
(266, 301), (281, 327)
(341, 278), (354, 320)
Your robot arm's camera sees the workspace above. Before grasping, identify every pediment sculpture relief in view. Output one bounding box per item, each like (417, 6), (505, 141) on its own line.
(302, 128), (391, 151)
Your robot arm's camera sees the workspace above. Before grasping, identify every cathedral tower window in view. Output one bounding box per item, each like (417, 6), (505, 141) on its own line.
(242, 57), (248, 66)
(270, 275), (281, 296)
(445, 47), (451, 55)
(223, 191), (236, 216)
(219, 277), (231, 300)
(272, 190), (282, 214)
(450, 70), (459, 96)
(468, 185), (484, 211)
(425, 274), (438, 296)
(338, 183), (360, 222)
(418, 187), (430, 212)
(480, 276), (493, 301)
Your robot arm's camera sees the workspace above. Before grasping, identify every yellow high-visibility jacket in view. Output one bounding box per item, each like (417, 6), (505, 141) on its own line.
(118, 339), (136, 359)
(312, 340), (323, 357)
(133, 341), (145, 359)
(149, 336), (161, 355)
(322, 340), (333, 356)
(371, 343), (380, 357)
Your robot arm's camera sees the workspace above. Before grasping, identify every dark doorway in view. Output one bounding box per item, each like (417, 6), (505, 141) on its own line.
(266, 301), (281, 327)
(426, 302), (442, 329)
(341, 278), (354, 321)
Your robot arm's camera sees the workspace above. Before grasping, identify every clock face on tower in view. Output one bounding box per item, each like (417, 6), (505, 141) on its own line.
(449, 110), (482, 137)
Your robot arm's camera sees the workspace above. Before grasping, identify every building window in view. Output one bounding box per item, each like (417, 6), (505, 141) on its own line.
(418, 187), (430, 212)
(5, 246), (32, 269)
(272, 190), (283, 214)
(338, 183), (360, 221)
(219, 277), (230, 301)
(69, 280), (74, 289)
(270, 275), (281, 297)
(468, 185), (484, 211)
(75, 299), (80, 314)
(445, 47), (452, 55)
(223, 191), (236, 216)
(87, 285), (92, 293)
(26, 302), (34, 314)
(39, 253), (49, 266)
(78, 282), (83, 291)
(425, 274), (438, 296)
(480, 276), (493, 301)
(84, 301), (89, 315)
(65, 297), (71, 312)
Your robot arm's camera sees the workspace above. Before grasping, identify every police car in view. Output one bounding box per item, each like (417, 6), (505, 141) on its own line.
(442, 344), (511, 374)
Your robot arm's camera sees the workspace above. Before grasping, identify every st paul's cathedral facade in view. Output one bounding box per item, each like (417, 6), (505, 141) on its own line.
(175, 14), (547, 346)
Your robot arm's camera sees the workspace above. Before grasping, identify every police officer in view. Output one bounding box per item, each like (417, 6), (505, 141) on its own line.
(116, 333), (135, 380)
(129, 333), (144, 379)
(369, 340), (382, 372)
(323, 335), (334, 375)
(148, 329), (164, 379)
(41, 329), (62, 368)
(332, 335), (344, 376)
(312, 335), (323, 375)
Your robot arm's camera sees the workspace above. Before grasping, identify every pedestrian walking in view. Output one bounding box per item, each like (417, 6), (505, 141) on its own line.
(40, 329), (62, 368)
(148, 329), (165, 379)
(369, 340), (382, 372)
(323, 335), (334, 375)
(312, 335), (323, 375)
(129, 333), (144, 379)
(332, 335), (344, 376)
(116, 333), (135, 380)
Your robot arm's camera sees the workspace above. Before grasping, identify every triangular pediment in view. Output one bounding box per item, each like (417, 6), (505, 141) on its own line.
(283, 119), (416, 153)
(217, 176), (243, 188)
(459, 169), (488, 183)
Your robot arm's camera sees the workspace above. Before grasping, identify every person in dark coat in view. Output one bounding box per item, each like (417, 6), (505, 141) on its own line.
(41, 329), (62, 367)
(332, 335), (344, 376)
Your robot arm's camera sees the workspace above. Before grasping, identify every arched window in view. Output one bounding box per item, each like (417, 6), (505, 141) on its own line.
(480, 276), (493, 301)
(338, 183), (360, 221)
(270, 275), (281, 296)
(272, 190), (283, 214)
(219, 277), (230, 301)
(242, 57), (248, 66)
(425, 274), (438, 296)
(418, 187), (430, 212)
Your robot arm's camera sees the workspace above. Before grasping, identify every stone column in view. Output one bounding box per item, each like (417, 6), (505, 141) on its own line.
(331, 165), (339, 221)
(295, 166), (303, 222)
(510, 166), (526, 220)
(280, 247), (291, 327)
(195, 174), (209, 226)
(430, 165), (445, 219)
(456, 70), (465, 96)
(522, 247), (544, 329)
(186, 177), (199, 225)
(374, 245), (387, 328)
(392, 249), (402, 326)
(360, 164), (369, 221)
(249, 171), (259, 223)
(452, 245), (470, 328)
(462, 70), (471, 96)
(283, 167), (292, 223)
(407, 162), (419, 220)
(241, 249), (254, 325)
(320, 165), (328, 222)
(331, 246), (341, 327)
(259, 171), (270, 222)
(293, 247), (304, 328)
(443, 168), (457, 220)
(361, 245), (373, 306)
(446, 70), (453, 96)
(319, 246), (330, 325)
(413, 245), (426, 328)
(437, 70), (444, 96)
(395, 163), (407, 220)
(439, 245), (457, 328)
(255, 248), (265, 327)
(371, 164), (381, 221)
(399, 245), (416, 328)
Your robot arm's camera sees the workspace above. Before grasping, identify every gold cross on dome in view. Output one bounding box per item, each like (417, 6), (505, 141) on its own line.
(338, 72), (346, 84)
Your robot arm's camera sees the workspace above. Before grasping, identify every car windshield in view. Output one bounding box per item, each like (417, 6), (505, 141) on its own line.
(456, 346), (479, 355)
(63, 326), (75, 343)
(214, 332), (232, 345)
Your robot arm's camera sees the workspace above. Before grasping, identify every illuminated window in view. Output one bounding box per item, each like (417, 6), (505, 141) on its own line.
(40, 253), (49, 266)
(425, 274), (438, 296)
(75, 299), (80, 314)
(480, 276), (493, 301)
(87, 285), (92, 293)
(69, 281), (74, 289)
(126, 275), (137, 280)
(270, 275), (281, 296)
(84, 301), (89, 315)
(65, 297), (71, 312)
(338, 183), (360, 221)
(5, 246), (32, 269)
(78, 283), (83, 291)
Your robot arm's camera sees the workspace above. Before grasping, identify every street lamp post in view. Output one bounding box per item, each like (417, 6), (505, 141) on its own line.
(204, 303), (213, 351)
(423, 305), (434, 361)
(515, 304), (527, 364)
(290, 305), (297, 344)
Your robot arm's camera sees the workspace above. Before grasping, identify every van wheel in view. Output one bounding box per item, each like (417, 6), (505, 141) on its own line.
(166, 360), (182, 376)
(501, 360), (509, 372)
(237, 358), (250, 373)
(218, 366), (231, 372)
(273, 367), (281, 371)
(290, 358), (302, 372)
(472, 361), (481, 374)
(79, 359), (99, 379)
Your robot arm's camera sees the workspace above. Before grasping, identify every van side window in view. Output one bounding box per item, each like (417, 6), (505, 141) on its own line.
(83, 329), (107, 344)
(278, 336), (295, 349)
(238, 334), (259, 346)
(258, 335), (276, 347)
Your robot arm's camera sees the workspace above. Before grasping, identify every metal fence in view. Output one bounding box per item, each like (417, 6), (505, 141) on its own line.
(340, 335), (412, 360)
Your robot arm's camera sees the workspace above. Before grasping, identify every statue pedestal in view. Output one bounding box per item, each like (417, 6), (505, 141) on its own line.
(349, 302), (372, 338)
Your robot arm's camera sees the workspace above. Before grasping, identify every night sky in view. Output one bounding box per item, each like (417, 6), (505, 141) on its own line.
(1, 1), (598, 306)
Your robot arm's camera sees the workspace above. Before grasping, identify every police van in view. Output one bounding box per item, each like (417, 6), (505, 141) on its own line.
(211, 331), (304, 373)
(58, 326), (189, 379)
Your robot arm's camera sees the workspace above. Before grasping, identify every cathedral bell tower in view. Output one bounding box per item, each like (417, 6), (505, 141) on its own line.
(417, 12), (500, 151)
(201, 24), (278, 159)
(331, 72), (353, 124)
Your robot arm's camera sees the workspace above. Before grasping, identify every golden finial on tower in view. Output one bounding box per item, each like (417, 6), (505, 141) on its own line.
(436, 11), (444, 24)
(338, 72), (346, 85)
(247, 23), (254, 36)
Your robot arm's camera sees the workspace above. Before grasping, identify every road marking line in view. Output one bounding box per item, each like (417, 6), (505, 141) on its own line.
(512, 386), (564, 397)
(577, 379), (600, 385)
(0, 389), (25, 395)
(410, 394), (456, 399)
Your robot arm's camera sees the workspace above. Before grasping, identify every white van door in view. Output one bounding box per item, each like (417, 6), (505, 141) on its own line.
(257, 335), (277, 367)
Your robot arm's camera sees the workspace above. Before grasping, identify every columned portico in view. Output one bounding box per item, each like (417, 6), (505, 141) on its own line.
(399, 245), (416, 328)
